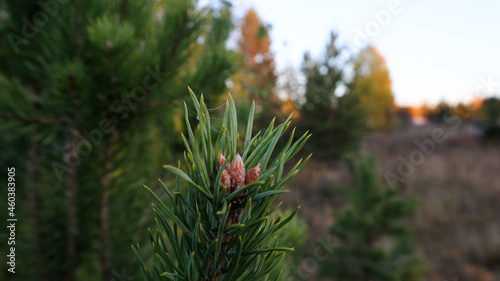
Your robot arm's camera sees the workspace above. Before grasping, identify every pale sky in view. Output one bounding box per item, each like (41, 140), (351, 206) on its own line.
(202, 0), (500, 106)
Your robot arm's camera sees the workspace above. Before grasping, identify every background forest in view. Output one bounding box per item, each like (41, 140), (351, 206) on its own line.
(1, 0), (500, 281)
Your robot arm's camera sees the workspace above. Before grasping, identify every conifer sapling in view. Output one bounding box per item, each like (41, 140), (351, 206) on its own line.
(134, 88), (311, 281)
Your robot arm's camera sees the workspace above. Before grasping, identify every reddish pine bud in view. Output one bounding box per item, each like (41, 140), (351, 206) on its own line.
(245, 163), (261, 185)
(220, 169), (231, 195)
(229, 154), (245, 192)
(217, 154), (226, 170)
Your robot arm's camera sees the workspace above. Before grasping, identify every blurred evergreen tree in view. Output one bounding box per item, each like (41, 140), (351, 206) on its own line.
(300, 32), (365, 158)
(480, 97), (500, 139)
(425, 101), (453, 123)
(319, 156), (424, 281)
(0, 1), (236, 280)
(350, 46), (396, 131)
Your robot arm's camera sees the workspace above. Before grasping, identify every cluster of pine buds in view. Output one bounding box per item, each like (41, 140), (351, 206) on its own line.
(217, 154), (260, 196)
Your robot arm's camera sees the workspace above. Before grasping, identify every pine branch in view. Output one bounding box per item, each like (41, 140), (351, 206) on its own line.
(134, 90), (311, 280)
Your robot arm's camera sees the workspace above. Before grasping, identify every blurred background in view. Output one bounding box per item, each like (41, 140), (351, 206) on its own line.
(1, 0), (499, 280)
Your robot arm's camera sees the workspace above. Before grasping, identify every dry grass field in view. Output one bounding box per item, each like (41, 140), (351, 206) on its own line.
(283, 123), (500, 281)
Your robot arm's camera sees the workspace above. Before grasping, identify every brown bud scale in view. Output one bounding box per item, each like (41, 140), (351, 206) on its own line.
(229, 154), (245, 192)
(217, 154), (226, 170)
(220, 169), (231, 195)
(245, 163), (261, 185)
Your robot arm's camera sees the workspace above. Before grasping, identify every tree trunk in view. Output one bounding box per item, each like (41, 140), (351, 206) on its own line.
(26, 137), (48, 281)
(100, 132), (118, 281)
(64, 134), (78, 281)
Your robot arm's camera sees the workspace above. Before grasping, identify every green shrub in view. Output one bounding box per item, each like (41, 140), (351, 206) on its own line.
(319, 156), (425, 281)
